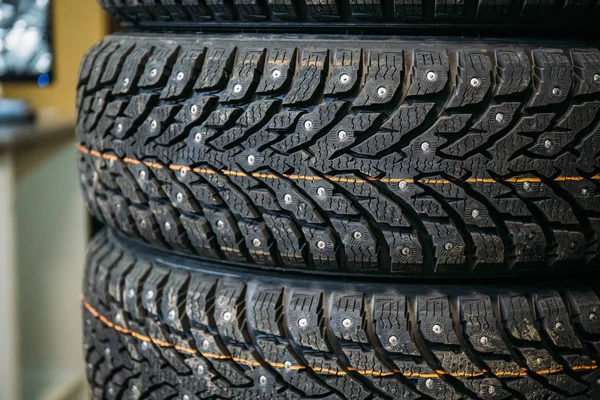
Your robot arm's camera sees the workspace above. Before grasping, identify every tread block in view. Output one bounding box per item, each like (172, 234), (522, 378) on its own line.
(354, 51), (403, 107)
(324, 48), (362, 97)
(417, 294), (460, 344)
(407, 49), (449, 95)
(256, 48), (297, 94)
(283, 49), (329, 105)
(287, 291), (328, 351)
(160, 49), (206, 99)
(447, 49), (493, 108)
(372, 293), (419, 354)
(221, 48), (266, 102)
(528, 49), (572, 108)
(194, 47), (237, 91)
(459, 295), (510, 354)
(499, 294), (541, 341)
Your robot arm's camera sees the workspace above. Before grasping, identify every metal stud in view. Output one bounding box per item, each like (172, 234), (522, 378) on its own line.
(480, 336), (489, 346)
(304, 120), (313, 130)
(123, 77), (130, 87)
(272, 69), (281, 79)
(536, 357), (544, 365)
(216, 220), (225, 229)
(146, 290), (154, 300)
(317, 240), (326, 249)
(432, 324), (442, 334)
(284, 194), (293, 204)
(317, 187), (326, 197)
(340, 73), (350, 84)
(116, 123), (123, 133)
(590, 312), (597, 321)
(377, 87), (387, 97)
(190, 104), (198, 115)
(555, 321), (564, 331)
(180, 168), (187, 177)
(552, 87), (562, 96)
(425, 379), (434, 389)
(150, 68), (157, 77)
(140, 220), (146, 229)
(342, 318), (352, 328)
(595, 74), (600, 83)
(298, 318), (308, 327)
(252, 238), (262, 247)
(247, 154), (255, 165)
(202, 340), (210, 350)
(197, 365), (205, 374)
(472, 209), (480, 219)
(233, 83), (242, 93)
(421, 142), (430, 152)
(176, 192), (184, 202)
(284, 361), (292, 371)
(128, 289), (135, 298)
(544, 139), (552, 149)
(141, 341), (149, 350)
(523, 181), (532, 191)
(426, 71), (437, 81)
(444, 242), (453, 251)
(177, 72), (185, 81)
(338, 130), (348, 141)
(495, 113), (505, 123)
(194, 132), (202, 143)
(401, 247), (410, 256)
(388, 335), (398, 346)
(353, 231), (362, 239)
(582, 188), (589, 196)
(150, 120), (158, 129)
(259, 375), (267, 385)
(470, 77), (481, 87)
(168, 309), (176, 320)
(183, 395), (190, 400)
(399, 180), (409, 191)
(223, 312), (232, 321)
(488, 386), (496, 395)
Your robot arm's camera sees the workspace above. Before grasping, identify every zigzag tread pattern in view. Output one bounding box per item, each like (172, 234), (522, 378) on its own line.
(77, 33), (600, 278)
(84, 229), (600, 399)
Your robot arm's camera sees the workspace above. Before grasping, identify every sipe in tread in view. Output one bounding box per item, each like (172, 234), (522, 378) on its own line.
(84, 228), (600, 399)
(77, 32), (600, 279)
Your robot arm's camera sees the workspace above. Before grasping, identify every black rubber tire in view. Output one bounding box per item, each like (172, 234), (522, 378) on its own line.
(97, 0), (600, 37)
(77, 32), (600, 279)
(84, 228), (600, 400)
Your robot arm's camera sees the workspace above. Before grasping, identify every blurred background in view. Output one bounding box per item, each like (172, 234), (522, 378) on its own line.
(0, 1), (113, 399)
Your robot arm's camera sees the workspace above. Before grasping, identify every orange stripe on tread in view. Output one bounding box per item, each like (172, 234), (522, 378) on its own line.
(76, 144), (598, 187)
(80, 297), (599, 380)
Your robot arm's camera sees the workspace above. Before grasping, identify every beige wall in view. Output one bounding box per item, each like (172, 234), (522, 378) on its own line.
(4, 0), (108, 115)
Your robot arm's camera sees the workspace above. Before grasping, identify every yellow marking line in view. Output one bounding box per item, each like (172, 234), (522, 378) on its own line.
(82, 296), (597, 380)
(77, 143), (598, 186)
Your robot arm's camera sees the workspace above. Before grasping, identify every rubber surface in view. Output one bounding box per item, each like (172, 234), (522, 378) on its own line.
(97, 0), (600, 35)
(84, 228), (600, 399)
(77, 32), (600, 279)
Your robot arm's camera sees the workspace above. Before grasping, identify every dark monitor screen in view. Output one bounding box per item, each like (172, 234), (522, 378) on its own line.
(0, 0), (52, 84)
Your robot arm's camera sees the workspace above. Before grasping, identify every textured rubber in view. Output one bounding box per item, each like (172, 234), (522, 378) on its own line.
(84, 228), (600, 399)
(77, 32), (600, 279)
(97, 0), (600, 35)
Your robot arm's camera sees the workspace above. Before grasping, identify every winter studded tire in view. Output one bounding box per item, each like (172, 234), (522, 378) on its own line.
(84, 228), (600, 399)
(77, 32), (600, 279)
(97, 0), (600, 36)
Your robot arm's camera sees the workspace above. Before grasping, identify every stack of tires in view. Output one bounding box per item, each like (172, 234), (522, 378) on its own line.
(77, 2), (600, 399)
